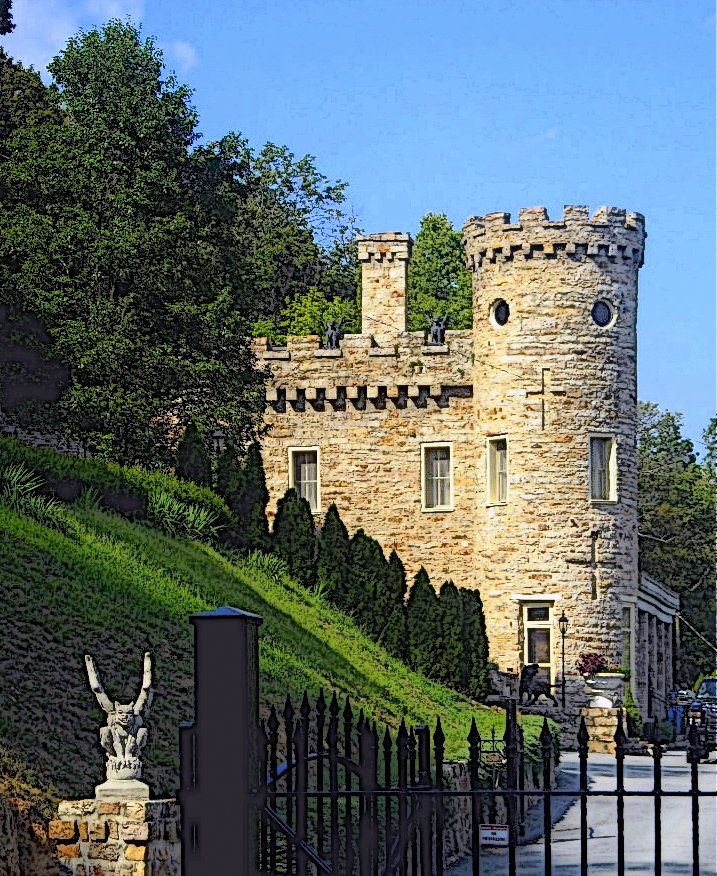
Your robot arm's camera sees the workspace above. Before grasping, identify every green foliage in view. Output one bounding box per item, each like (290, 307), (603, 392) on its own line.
(406, 568), (442, 678)
(379, 551), (408, 660)
(638, 403), (716, 682)
(281, 286), (359, 342)
(623, 687), (643, 738)
(0, 435), (230, 528)
(146, 490), (221, 541)
(0, 48), (58, 149)
(346, 529), (387, 632)
(0, 21), (266, 466)
(407, 213), (473, 332)
(216, 442), (270, 550)
(437, 581), (464, 687)
(175, 422), (212, 488)
(241, 549), (290, 585)
(0, 462), (69, 533)
(0, 2), (14, 36)
(459, 587), (491, 700)
(316, 503), (350, 601)
(272, 488), (316, 589)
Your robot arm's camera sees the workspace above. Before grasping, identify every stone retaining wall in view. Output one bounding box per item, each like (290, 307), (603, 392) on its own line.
(51, 798), (181, 876)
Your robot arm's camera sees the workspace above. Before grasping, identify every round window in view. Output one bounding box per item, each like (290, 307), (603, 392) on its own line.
(491, 299), (510, 326)
(591, 300), (614, 327)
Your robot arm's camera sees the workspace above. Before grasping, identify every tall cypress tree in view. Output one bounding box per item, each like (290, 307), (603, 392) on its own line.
(377, 550), (408, 659)
(316, 503), (350, 601)
(406, 568), (441, 678)
(438, 580), (464, 688)
(272, 488), (316, 589)
(347, 530), (386, 633)
(176, 421), (212, 487)
(459, 587), (491, 701)
(216, 442), (269, 550)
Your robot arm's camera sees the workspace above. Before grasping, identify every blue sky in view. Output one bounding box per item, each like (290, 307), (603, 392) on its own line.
(2, 0), (715, 450)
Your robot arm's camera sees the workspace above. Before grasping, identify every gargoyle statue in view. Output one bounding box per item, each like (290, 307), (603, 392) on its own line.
(85, 651), (153, 780)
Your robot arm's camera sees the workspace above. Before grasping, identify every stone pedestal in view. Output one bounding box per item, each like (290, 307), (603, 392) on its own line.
(50, 796), (181, 876)
(579, 706), (628, 754)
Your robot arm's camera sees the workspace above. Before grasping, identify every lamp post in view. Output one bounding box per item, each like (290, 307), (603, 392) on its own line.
(211, 429), (225, 457)
(558, 611), (569, 709)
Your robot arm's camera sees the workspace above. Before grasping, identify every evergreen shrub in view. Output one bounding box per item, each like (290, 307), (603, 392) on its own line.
(459, 587), (491, 700)
(273, 488), (316, 589)
(346, 530), (387, 633)
(438, 581), (464, 687)
(175, 422), (212, 488)
(316, 504), (350, 601)
(216, 442), (270, 550)
(406, 568), (441, 679)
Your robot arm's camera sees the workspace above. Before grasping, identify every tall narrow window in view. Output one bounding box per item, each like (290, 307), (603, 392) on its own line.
(289, 447), (320, 512)
(487, 437), (508, 504)
(590, 435), (615, 501)
(422, 444), (453, 510)
(621, 605), (633, 675)
(523, 603), (553, 683)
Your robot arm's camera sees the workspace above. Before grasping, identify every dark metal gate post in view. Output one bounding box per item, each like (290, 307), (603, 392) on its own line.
(180, 605), (263, 876)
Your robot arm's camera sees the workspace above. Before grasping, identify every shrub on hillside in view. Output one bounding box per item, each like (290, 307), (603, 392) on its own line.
(175, 422), (212, 488)
(406, 568), (441, 679)
(0, 462), (70, 534)
(379, 551), (407, 660)
(459, 587), (491, 701)
(146, 490), (221, 541)
(346, 530), (387, 634)
(316, 504), (350, 601)
(272, 488), (316, 589)
(438, 581), (464, 687)
(0, 436), (230, 528)
(217, 442), (270, 550)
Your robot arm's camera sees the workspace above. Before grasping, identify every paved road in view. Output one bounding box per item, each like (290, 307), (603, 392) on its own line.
(448, 751), (717, 875)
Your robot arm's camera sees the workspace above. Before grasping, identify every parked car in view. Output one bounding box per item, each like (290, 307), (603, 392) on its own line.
(688, 677), (717, 761)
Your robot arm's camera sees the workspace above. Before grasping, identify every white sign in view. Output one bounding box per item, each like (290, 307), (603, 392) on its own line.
(479, 824), (509, 847)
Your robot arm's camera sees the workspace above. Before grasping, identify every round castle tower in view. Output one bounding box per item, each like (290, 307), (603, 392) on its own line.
(463, 205), (646, 689)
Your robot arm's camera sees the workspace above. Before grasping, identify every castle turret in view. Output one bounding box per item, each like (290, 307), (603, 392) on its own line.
(357, 232), (412, 345)
(463, 206), (646, 690)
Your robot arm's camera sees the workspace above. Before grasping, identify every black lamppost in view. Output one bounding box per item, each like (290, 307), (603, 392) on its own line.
(558, 611), (569, 709)
(211, 429), (225, 456)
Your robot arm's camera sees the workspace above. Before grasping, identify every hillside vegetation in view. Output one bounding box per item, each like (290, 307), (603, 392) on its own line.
(0, 448), (553, 821)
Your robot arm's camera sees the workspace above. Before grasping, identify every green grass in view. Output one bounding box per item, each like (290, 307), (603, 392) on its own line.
(0, 491), (556, 815)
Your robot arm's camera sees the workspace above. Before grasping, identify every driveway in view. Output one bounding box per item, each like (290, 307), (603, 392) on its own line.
(448, 750), (717, 875)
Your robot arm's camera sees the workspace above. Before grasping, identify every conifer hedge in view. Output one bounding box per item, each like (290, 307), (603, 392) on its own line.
(316, 503), (350, 601)
(406, 567), (442, 678)
(272, 488), (316, 589)
(217, 442), (270, 551)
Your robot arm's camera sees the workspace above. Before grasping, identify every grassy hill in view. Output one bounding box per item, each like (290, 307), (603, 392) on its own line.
(0, 448), (553, 821)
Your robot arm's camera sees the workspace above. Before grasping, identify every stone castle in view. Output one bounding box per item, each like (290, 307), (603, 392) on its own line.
(254, 205), (678, 715)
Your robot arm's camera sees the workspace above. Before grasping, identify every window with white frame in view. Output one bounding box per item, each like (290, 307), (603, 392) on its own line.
(523, 603), (553, 683)
(422, 443), (453, 510)
(621, 604), (635, 686)
(487, 437), (508, 504)
(288, 447), (320, 512)
(589, 435), (616, 501)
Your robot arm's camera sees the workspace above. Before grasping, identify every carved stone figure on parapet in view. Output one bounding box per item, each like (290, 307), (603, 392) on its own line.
(427, 314), (448, 345)
(85, 651), (153, 791)
(322, 317), (344, 350)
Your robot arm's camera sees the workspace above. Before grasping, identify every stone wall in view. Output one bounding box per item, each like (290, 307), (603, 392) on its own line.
(0, 799), (56, 876)
(51, 797), (181, 876)
(579, 706), (628, 755)
(256, 329), (477, 588)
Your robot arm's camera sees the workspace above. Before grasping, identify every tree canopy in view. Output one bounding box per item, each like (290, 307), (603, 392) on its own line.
(637, 402), (716, 681)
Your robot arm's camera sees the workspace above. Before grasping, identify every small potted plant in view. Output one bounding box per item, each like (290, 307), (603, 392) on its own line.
(577, 653), (625, 706)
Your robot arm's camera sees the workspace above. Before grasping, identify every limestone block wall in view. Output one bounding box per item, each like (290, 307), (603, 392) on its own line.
(256, 330), (477, 587)
(50, 798), (180, 876)
(464, 206), (645, 680)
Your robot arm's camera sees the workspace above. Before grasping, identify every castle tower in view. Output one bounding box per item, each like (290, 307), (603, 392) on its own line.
(463, 206), (646, 692)
(357, 232), (412, 345)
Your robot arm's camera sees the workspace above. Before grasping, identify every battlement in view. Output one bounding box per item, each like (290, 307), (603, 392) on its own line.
(463, 205), (646, 270)
(356, 232), (412, 263)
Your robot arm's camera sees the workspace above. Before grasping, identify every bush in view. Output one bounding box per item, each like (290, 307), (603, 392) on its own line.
(175, 422), (212, 488)
(146, 490), (221, 541)
(406, 568), (441, 679)
(316, 504), (350, 602)
(0, 436), (231, 528)
(623, 687), (643, 738)
(346, 530), (387, 633)
(272, 488), (316, 589)
(379, 551), (407, 660)
(438, 581), (464, 687)
(0, 462), (70, 534)
(217, 442), (270, 551)
(459, 587), (491, 701)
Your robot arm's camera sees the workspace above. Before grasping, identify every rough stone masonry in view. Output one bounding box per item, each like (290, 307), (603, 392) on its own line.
(254, 207), (678, 716)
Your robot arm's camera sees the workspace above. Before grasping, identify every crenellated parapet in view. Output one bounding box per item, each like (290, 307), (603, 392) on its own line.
(463, 205), (646, 271)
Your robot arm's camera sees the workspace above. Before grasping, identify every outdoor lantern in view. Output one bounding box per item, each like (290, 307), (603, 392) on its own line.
(212, 429), (225, 456)
(558, 611), (569, 636)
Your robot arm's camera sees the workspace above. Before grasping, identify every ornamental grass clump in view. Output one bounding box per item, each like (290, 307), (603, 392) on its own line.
(146, 489), (221, 541)
(0, 462), (70, 533)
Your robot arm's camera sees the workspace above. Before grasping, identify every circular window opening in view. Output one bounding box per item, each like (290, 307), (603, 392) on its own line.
(491, 299), (510, 326)
(591, 300), (614, 327)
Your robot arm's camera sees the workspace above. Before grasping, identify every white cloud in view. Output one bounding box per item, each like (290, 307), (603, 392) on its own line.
(0, 0), (144, 77)
(536, 126), (561, 142)
(169, 39), (198, 76)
